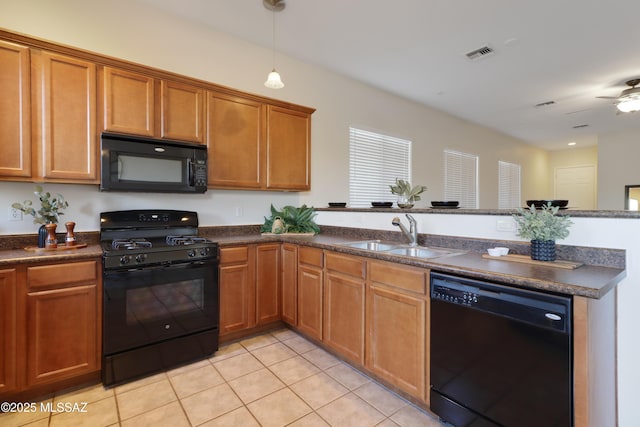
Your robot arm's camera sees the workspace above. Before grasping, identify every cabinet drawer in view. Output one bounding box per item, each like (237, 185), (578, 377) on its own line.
(299, 246), (323, 267)
(369, 261), (427, 294)
(27, 261), (98, 291)
(326, 252), (365, 279)
(220, 246), (249, 264)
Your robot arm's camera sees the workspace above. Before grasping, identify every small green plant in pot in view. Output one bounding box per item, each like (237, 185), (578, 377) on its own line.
(512, 202), (572, 261)
(12, 185), (69, 248)
(389, 178), (427, 208)
(261, 204), (320, 235)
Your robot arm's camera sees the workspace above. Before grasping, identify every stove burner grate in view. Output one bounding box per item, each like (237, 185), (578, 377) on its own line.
(112, 238), (153, 250)
(166, 235), (209, 246)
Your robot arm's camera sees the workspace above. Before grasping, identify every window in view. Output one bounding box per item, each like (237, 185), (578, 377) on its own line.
(444, 149), (478, 208)
(349, 127), (411, 207)
(498, 161), (521, 209)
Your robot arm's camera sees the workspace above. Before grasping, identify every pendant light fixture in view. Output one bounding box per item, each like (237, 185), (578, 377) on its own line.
(263, 0), (285, 89)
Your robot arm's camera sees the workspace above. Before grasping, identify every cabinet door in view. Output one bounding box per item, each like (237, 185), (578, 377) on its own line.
(297, 264), (323, 341)
(0, 268), (17, 394)
(32, 50), (97, 182)
(266, 105), (311, 191)
(281, 243), (298, 326)
(219, 246), (256, 336)
(367, 260), (428, 401)
(160, 80), (205, 143)
(323, 270), (365, 364)
(207, 92), (264, 188)
(26, 284), (98, 386)
(256, 243), (281, 325)
(102, 66), (155, 136)
(0, 40), (31, 178)
(367, 285), (426, 400)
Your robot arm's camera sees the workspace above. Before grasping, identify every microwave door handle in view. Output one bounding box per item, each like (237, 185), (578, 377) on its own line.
(187, 158), (195, 186)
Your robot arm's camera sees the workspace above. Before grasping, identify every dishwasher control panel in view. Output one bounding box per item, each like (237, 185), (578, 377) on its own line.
(432, 284), (479, 306)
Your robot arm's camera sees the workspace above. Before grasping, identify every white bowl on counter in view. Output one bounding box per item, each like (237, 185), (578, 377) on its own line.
(487, 247), (509, 256)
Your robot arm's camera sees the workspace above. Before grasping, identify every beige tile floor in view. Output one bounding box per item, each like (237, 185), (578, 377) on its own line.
(0, 329), (447, 427)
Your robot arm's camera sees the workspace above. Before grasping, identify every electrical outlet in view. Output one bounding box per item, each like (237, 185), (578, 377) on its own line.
(8, 207), (23, 221)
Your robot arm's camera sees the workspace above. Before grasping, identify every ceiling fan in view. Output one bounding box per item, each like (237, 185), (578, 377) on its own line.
(597, 79), (640, 113)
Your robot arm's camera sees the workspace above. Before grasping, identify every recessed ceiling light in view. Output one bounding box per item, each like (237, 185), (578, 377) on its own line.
(568, 142), (577, 146)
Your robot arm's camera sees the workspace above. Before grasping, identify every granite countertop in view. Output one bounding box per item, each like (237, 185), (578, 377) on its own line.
(0, 244), (103, 265)
(0, 227), (625, 299)
(208, 231), (625, 299)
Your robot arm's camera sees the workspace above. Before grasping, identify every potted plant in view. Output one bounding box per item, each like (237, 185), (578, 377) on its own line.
(12, 185), (69, 248)
(512, 202), (572, 261)
(389, 178), (427, 208)
(261, 204), (320, 235)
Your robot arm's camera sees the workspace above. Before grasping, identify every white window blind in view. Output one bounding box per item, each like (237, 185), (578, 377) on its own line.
(444, 149), (478, 208)
(498, 161), (521, 209)
(349, 128), (411, 207)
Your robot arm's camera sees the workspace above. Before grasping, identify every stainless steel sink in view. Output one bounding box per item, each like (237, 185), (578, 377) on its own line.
(386, 246), (459, 259)
(340, 240), (400, 251)
(340, 240), (464, 259)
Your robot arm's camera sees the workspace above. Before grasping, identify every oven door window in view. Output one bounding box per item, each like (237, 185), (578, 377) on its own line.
(103, 261), (218, 355)
(126, 279), (204, 324)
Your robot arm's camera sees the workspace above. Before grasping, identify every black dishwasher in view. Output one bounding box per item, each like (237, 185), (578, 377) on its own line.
(430, 272), (572, 427)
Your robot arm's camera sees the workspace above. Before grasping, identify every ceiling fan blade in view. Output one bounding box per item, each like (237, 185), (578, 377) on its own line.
(596, 96), (619, 99)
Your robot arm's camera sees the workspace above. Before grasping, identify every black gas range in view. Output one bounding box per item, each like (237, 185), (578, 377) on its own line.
(100, 210), (217, 269)
(100, 210), (219, 386)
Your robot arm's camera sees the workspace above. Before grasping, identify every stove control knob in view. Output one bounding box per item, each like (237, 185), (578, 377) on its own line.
(200, 248), (209, 256)
(120, 255), (131, 265)
(135, 254), (147, 263)
(188, 249), (196, 257)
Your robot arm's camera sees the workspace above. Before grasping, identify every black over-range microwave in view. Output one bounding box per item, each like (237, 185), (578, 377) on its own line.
(100, 133), (208, 193)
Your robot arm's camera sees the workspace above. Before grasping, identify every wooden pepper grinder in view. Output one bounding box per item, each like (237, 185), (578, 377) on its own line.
(65, 221), (76, 246)
(44, 223), (58, 249)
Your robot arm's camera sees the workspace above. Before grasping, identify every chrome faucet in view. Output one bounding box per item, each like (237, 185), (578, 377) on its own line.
(392, 214), (418, 246)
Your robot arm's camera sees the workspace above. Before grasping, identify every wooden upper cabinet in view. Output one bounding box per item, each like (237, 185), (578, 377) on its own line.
(101, 67), (204, 143)
(266, 105), (311, 191)
(0, 40), (31, 178)
(160, 80), (205, 144)
(102, 66), (155, 136)
(207, 92), (265, 188)
(31, 50), (98, 183)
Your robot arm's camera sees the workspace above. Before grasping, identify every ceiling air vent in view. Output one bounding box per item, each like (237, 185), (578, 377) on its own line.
(535, 101), (556, 108)
(465, 45), (495, 61)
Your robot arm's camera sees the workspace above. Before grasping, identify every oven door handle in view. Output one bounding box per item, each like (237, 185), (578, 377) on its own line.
(105, 260), (214, 274)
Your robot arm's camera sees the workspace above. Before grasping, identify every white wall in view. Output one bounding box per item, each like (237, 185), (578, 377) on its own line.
(598, 128), (640, 210)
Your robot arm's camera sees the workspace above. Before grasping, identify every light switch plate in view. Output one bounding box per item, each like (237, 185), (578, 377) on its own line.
(496, 219), (516, 232)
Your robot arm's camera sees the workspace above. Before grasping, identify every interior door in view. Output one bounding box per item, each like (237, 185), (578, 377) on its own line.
(554, 165), (596, 209)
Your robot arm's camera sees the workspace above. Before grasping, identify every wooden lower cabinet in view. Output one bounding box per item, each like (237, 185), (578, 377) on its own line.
(281, 243), (298, 326)
(256, 243), (281, 325)
(219, 243), (281, 338)
(0, 259), (102, 400)
(297, 247), (323, 340)
(323, 252), (365, 365)
(367, 260), (428, 401)
(26, 284), (98, 387)
(0, 268), (17, 394)
(219, 246), (256, 336)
